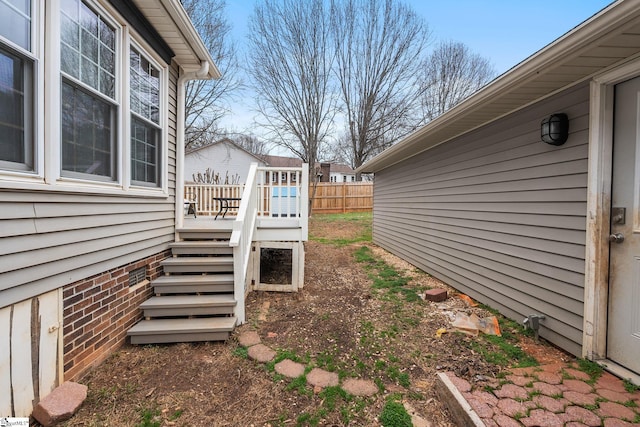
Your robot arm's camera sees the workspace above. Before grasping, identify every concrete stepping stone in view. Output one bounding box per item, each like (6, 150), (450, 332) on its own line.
(342, 379), (378, 396)
(238, 330), (261, 347)
(247, 344), (276, 362)
(275, 359), (306, 378)
(306, 368), (339, 388)
(32, 381), (88, 427)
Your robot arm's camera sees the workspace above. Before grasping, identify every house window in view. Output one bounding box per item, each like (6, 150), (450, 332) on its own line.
(0, 0), (34, 172)
(130, 47), (161, 186)
(60, 0), (118, 180)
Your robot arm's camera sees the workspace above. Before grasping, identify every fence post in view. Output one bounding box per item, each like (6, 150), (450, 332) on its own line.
(342, 182), (346, 213)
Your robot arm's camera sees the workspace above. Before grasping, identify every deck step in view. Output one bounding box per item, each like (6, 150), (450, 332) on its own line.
(152, 274), (234, 294)
(169, 240), (232, 255)
(176, 228), (232, 241)
(141, 295), (236, 317)
(127, 317), (236, 344)
(161, 257), (233, 273)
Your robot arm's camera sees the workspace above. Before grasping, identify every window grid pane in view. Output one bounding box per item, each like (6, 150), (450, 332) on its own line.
(0, 0), (31, 50)
(131, 117), (159, 185)
(130, 48), (160, 124)
(61, 0), (116, 99)
(0, 44), (32, 170)
(61, 80), (115, 179)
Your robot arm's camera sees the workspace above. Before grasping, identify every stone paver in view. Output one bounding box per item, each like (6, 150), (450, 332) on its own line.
(467, 397), (494, 418)
(532, 381), (563, 396)
(505, 374), (531, 387)
(493, 384), (529, 400)
(237, 330), (261, 347)
(493, 414), (521, 427)
(531, 394), (568, 413)
(596, 388), (633, 403)
(342, 379), (378, 396)
(32, 381), (88, 427)
(496, 398), (527, 417)
(306, 368), (339, 388)
(536, 371), (563, 385)
(603, 418), (636, 426)
(275, 359), (305, 378)
(596, 373), (630, 393)
(596, 401), (637, 421)
(446, 372), (471, 392)
(563, 368), (591, 381)
(560, 406), (602, 426)
(247, 343), (276, 362)
(561, 379), (594, 394)
(563, 391), (599, 406)
(520, 409), (564, 426)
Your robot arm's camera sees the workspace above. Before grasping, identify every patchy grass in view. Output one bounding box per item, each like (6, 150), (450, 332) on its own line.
(577, 358), (604, 383)
(309, 212), (372, 246)
(379, 399), (412, 427)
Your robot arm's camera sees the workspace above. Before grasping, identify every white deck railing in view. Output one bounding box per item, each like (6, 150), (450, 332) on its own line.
(183, 184), (244, 217)
(229, 164), (259, 324)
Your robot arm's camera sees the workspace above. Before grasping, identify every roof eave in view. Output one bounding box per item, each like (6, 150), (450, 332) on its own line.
(358, 0), (634, 174)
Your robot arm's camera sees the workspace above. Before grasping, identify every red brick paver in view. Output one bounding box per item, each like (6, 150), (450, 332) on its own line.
(441, 362), (640, 427)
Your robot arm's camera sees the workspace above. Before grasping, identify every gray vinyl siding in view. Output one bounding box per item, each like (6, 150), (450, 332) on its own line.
(0, 62), (180, 309)
(373, 83), (589, 356)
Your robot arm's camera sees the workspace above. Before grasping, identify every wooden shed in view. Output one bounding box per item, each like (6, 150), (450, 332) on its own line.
(359, 0), (640, 383)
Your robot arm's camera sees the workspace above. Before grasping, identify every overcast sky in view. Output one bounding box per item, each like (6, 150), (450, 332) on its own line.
(220, 0), (614, 142)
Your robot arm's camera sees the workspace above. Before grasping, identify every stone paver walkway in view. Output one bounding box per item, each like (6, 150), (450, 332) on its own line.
(439, 361), (640, 426)
(237, 331), (378, 397)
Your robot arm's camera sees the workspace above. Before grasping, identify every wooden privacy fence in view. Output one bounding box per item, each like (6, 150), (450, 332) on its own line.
(310, 182), (373, 213)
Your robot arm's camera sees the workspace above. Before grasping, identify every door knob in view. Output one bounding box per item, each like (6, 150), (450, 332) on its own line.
(609, 233), (625, 243)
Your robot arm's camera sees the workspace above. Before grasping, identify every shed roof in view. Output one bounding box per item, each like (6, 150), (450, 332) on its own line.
(186, 139), (266, 163)
(359, 0), (640, 173)
(132, 0), (220, 79)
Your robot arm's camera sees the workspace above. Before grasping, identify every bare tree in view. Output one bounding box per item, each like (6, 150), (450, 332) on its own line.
(421, 40), (496, 122)
(246, 0), (336, 185)
(182, 0), (241, 150)
(232, 133), (269, 158)
(331, 0), (430, 175)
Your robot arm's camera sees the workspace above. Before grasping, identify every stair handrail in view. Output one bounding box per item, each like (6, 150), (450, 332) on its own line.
(229, 162), (259, 324)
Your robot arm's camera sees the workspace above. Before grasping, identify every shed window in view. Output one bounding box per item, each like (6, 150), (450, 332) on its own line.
(0, 0), (34, 172)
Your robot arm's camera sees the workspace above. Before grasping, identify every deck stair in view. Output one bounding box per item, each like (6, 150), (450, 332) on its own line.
(127, 225), (237, 344)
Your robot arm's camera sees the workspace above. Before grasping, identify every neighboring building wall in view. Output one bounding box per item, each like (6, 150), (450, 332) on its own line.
(185, 142), (265, 184)
(372, 83), (589, 356)
(62, 250), (169, 381)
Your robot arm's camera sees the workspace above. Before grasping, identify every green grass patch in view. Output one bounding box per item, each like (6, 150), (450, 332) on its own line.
(232, 346), (248, 359)
(137, 407), (161, 427)
(379, 400), (412, 427)
(319, 386), (350, 412)
(624, 379), (640, 393)
(355, 246), (420, 302)
(576, 358), (604, 383)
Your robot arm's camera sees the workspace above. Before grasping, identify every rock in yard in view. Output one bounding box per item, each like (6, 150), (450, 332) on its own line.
(32, 381), (88, 426)
(425, 289), (447, 302)
(306, 368), (339, 388)
(275, 359), (306, 378)
(238, 331), (261, 347)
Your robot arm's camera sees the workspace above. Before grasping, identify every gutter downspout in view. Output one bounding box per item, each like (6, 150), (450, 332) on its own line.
(176, 60), (210, 231)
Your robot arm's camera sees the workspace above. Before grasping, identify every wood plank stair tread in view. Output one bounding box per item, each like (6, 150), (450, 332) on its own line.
(153, 274), (234, 284)
(177, 227), (232, 233)
(170, 241), (231, 247)
(161, 257), (233, 265)
(127, 317), (236, 335)
(141, 295), (236, 309)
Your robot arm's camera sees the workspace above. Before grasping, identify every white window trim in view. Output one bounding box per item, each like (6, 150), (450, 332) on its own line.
(0, 0), (169, 198)
(0, 0), (43, 182)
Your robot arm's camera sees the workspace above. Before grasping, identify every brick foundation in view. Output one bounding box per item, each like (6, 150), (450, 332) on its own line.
(62, 250), (169, 381)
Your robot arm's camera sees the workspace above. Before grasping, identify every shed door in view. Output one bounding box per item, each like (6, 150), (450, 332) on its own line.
(608, 76), (640, 374)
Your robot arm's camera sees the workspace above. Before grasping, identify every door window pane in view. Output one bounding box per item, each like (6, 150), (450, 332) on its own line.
(0, 45), (33, 170)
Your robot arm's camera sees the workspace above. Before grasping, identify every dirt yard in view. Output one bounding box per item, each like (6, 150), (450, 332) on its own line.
(62, 213), (570, 426)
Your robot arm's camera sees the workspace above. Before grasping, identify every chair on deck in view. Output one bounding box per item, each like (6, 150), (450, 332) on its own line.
(184, 190), (198, 218)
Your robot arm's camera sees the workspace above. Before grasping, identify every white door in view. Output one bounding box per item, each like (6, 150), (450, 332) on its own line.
(608, 76), (640, 374)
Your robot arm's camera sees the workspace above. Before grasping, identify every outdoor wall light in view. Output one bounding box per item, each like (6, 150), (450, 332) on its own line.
(541, 113), (569, 145)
